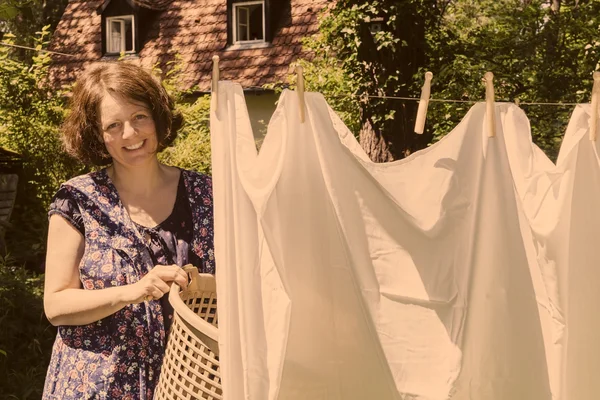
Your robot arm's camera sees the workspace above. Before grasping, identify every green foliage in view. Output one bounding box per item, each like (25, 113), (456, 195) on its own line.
(0, 27), (84, 202)
(297, 45), (362, 136)
(0, 256), (56, 400)
(155, 55), (213, 175)
(0, 1), (20, 20)
(425, 0), (600, 160)
(0, 27), (85, 264)
(158, 95), (212, 175)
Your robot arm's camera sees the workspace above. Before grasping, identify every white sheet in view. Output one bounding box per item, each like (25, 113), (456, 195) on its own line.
(210, 81), (556, 399)
(504, 105), (600, 400)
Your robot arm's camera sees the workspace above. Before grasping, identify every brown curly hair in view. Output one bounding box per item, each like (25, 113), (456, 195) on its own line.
(62, 62), (183, 166)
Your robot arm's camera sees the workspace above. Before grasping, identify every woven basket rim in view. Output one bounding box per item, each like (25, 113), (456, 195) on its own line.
(168, 280), (219, 342)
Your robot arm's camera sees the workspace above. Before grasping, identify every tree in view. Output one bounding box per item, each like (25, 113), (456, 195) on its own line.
(307, 0), (450, 162)
(304, 0), (600, 162)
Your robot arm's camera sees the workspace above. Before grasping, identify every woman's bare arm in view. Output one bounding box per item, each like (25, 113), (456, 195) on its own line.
(43, 214), (188, 326)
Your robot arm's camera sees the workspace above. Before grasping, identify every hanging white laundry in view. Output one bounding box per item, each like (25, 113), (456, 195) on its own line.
(503, 104), (600, 400)
(211, 81), (551, 400)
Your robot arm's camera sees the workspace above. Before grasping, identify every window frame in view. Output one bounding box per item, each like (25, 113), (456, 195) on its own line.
(232, 0), (266, 44)
(105, 14), (136, 54)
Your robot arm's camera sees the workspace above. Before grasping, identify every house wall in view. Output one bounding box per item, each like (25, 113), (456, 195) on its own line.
(244, 92), (278, 142)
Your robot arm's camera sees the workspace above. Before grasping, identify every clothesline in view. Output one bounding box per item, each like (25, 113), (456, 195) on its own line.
(246, 89), (584, 107)
(0, 41), (588, 107)
(328, 93), (582, 107)
(0, 41), (77, 58)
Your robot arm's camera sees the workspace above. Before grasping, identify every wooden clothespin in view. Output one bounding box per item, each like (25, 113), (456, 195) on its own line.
(212, 55), (220, 113)
(590, 71), (600, 141)
(414, 71), (433, 134)
(296, 66), (305, 123)
(484, 72), (496, 138)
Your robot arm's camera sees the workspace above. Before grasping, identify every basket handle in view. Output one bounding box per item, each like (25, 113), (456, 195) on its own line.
(182, 264), (201, 291)
(169, 265), (219, 344)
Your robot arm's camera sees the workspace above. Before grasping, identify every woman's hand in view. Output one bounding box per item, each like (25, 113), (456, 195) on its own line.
(129, 264), (189, 304)
(45, 215), (193, 326)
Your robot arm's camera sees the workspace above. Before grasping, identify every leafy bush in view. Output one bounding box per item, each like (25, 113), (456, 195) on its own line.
(158, 95), (212, 175)
(0, 256), (56, 400)
(0, 28), (86, 266)
(153, 56), (212, 175)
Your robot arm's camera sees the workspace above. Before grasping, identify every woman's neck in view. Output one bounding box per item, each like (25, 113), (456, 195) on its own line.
(107, 159), (167, 198)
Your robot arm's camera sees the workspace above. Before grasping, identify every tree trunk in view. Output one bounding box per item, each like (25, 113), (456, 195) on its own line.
(359, 118), (394, 162)
(355, 0), (438, 163)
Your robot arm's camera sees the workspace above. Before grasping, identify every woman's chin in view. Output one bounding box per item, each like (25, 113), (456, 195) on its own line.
(113, 152), (157, 168)
(110, 143), (159, 167)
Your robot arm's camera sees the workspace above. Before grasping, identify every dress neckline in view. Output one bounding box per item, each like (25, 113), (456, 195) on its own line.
(100, 167), (184, 231)
(135, 174), (185, 231)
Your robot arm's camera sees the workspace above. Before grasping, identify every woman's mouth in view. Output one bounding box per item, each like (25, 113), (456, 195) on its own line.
(124, 140), (145, 151)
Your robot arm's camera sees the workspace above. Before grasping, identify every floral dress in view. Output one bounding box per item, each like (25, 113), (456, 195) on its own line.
(42, 168), (215, 400)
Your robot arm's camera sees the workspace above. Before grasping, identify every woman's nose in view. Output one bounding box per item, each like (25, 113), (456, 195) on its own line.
(122, 121), (137, 139)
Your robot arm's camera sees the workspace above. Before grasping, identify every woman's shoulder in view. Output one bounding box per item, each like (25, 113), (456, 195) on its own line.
(54, 170), (113, 206)
(49, 170), (108, 217)
(180, 168), (213, 188)
(179, 169), (213, 205)
(61, 169), (107, 191)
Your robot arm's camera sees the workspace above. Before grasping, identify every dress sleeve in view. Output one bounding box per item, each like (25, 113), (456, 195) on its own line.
(191, 173), (215, 274)
(201, 175), (215, 274)
(48, 186), (85, 235)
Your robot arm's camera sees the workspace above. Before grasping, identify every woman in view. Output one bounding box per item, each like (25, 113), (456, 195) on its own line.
(42, 62), (215, 399)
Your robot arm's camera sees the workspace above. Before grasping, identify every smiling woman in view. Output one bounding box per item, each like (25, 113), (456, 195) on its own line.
(62, 62), (181, 166)
(100, 94), (159, 166)
(41, 62), (215, 400)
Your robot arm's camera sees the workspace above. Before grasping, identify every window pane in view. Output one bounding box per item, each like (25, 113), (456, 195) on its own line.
(248, 4), (263, 41)
(237, 7), (249, 41)
(124, 18), (133, 52)
(110, 21), (122, 53)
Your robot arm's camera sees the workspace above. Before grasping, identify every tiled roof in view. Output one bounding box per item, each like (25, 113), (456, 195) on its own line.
(48, 0), (329, 92)
(132, 0), (174, 10)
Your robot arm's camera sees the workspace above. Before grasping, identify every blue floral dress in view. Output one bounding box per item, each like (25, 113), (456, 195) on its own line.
(42, 168), (215, 400)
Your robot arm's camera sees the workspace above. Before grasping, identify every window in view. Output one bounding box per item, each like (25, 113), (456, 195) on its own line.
(232, 1), (265, 44)
(106, 15), (135, 54)
(369, 18), (384, 35)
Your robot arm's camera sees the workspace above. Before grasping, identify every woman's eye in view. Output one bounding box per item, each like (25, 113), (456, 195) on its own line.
(135, 114), (148, 120)
(106, 122), (120, 130)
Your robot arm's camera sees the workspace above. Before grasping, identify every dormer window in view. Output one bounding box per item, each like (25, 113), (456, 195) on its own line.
(106, 15), (135, 54)
(232, 1), (265, 44)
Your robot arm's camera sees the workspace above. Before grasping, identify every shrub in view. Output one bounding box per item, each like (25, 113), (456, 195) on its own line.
(158, 95), (212, 175)
(0, 28), (86, 266)
(0, 256), (56, 400)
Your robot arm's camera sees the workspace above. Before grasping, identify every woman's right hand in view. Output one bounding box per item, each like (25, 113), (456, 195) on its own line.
(129, 264), (189, 304)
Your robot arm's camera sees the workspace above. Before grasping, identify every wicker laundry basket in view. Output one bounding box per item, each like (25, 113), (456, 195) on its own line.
(155, 266), (222, 400)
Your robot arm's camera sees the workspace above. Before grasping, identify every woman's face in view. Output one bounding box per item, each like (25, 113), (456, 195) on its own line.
(98, 92), (159, 168)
